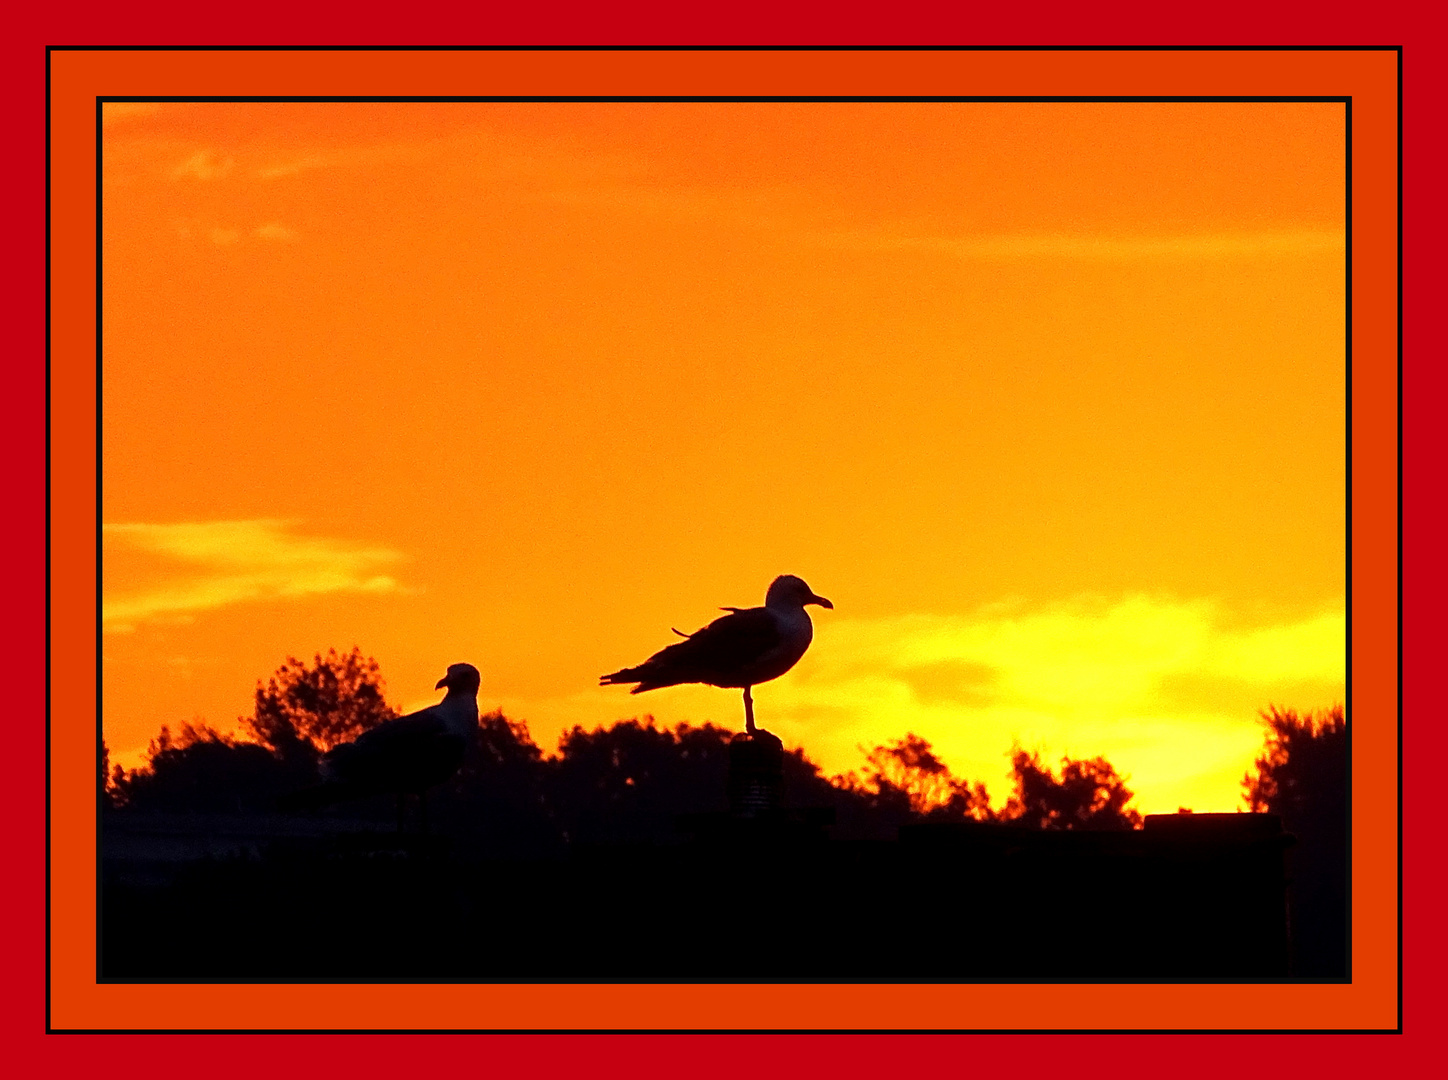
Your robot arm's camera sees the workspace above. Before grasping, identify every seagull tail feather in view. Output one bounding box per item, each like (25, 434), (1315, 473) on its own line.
(600, 666), (675, 694)
(599, 666), (642, 687)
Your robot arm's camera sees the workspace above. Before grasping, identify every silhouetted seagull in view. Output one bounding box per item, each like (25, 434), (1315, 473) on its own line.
(600, 575), (833, 735)
(281, 662), (481, 831)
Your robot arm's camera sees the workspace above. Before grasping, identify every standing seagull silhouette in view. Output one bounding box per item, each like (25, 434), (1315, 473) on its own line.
(282, 662), (481, 832)
(599, 575), (833, 735)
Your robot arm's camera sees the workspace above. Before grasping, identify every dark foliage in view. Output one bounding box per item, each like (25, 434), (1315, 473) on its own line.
(100, 738), (113, 807)
(116, 722), (315, 814)
(1002, 746), (1143, 830)
(103, 654), (1332, 980)
(241, 647), (395, 756)
(1242, 704), (1348, 976)
(1243, 704), (1347, 818)
(424, 710), (562, 857)
(547, 718), (736, 845)
(840, 733), (995, 823)
(111, 705), (1147, 840)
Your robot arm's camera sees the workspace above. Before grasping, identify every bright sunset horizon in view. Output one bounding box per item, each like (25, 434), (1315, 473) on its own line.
(100, 100), (1346, 815)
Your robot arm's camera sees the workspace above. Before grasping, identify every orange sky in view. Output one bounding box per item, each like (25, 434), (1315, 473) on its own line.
(100, 101), (1346, 814)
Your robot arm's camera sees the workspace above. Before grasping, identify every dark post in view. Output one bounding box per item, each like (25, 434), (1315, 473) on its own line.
(727, 730), (784, 817)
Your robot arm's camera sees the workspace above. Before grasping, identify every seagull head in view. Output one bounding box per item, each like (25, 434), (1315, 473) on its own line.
(436, 662), (482, 695)
(766, 574), (834, 611)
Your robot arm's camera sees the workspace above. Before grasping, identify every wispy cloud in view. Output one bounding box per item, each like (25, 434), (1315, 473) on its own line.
(208, 227), (241, 245)
(103, 520), (406, 633)
(172, 150), (235, 181)
(821, 227), (1345, 261)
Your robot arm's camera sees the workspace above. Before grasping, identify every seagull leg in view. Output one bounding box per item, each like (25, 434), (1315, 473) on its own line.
(744, 686), (756, 735)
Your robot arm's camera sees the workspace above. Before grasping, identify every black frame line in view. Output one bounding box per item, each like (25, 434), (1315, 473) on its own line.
(51, 54), (1398, 1032)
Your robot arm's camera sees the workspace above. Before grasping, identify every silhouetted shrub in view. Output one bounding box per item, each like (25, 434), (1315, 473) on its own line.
(118, 722), (310, 813)
(1242, 704), (1347, 976)
(838, 733), (995, 823)
(547, 718), (736, 844)
(242, 647), (395, 755)
(1002, 746), (1143, 830)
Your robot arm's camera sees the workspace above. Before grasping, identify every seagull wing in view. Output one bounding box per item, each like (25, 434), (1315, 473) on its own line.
(601, 606), (783, 692)
(349, 709), (447, 757)
(323, 707), (459, 791)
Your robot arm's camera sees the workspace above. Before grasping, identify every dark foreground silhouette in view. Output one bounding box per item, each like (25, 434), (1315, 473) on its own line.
(102, 729), (1306, 982)
(102, 811), (1294, 982)
(101, 653), (1346, 982)
(1242, 705), (1349, 978)
(278, 663), (481, 831)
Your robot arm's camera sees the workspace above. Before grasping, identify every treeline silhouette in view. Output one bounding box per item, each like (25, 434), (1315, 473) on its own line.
(105, 648), (1145, 844)
(100, 649), (1346, 981)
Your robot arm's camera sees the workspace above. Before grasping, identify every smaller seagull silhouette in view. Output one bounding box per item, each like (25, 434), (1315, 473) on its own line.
(600, 575), (833, 735)
(280, 662), (481, 831)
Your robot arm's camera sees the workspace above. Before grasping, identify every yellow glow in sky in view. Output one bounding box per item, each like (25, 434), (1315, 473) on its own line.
(101, 101), (1345, 813)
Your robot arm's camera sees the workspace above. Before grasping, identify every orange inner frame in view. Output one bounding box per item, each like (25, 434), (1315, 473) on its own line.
(51, 47), (1399, 1031)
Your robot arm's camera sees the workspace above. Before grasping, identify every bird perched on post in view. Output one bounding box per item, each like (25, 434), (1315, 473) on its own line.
(599, 575), (833, 735)
(279, 662), (481, 832)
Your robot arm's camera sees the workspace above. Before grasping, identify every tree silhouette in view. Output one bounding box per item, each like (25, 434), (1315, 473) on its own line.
(1003, 746), (1143, 830)
(101, 738), (113, 807)
(1242, 704), (1347, 818)
(1241, 704), (1347, 976)
(841, 733), (994, 822)
(103, 645), (1309, 980)
(241, 647), (395, 758)
(117, 721), (304, 813)
(547, 718), (736, 845)
(108, 648), (1154, 845)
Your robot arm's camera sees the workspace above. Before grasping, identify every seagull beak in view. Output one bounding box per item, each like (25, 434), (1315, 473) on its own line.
(435, 674), (450, 689)
(810, 593), (834, 609)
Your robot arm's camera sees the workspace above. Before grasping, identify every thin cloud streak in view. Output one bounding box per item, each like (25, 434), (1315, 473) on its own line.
(103, 520), (406, 633)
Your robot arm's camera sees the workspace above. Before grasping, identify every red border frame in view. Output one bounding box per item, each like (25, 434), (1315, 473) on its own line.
(52, 46), (1398, 1035)
(8, 0), (1443, 1073)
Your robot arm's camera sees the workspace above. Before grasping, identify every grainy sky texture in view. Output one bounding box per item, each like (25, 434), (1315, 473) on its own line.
(101, 101), (1346, 813)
